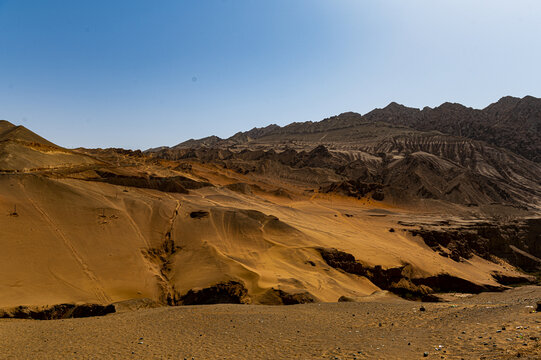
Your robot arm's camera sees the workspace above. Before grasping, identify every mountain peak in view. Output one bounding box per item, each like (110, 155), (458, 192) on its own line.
(484, 95), (541, 114)
(433, 102), (469, 111)
(382, 102), (410, 111)
(0, 119), (15, 126)
(0, 120), (16, 134)
(484, 96), (522, 112)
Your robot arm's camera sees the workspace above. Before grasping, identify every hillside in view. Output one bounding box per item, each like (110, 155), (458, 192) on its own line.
(151, 120), (541, 211)
(0, 120), (102, 172)
(0, 104), (540, 311)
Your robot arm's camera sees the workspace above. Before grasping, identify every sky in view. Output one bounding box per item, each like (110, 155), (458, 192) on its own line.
(1, 0), (540, 150)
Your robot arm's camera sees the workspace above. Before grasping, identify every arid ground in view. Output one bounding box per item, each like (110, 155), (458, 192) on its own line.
(1, 286), (540, 359)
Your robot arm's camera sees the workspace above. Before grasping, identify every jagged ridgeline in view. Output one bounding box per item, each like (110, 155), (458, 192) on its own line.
(149, 96), (541, 210)
(0, 96), (539, 314)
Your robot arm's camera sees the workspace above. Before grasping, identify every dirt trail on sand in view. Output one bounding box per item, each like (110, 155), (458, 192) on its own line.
(19, 178), (111, 304)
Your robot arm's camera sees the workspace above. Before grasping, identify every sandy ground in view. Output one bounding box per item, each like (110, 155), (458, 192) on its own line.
(0, 286), (539, 360)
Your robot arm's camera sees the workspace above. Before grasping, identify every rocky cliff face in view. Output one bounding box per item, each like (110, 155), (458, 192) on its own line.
(363, 96), (541, 163)
(411, 218), (541, 272)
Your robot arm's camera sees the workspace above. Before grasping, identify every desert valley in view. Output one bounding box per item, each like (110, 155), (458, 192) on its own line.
(0, 96), (540, 358)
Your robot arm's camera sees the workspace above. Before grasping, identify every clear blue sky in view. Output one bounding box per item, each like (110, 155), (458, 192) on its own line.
(1, 0), (540, 149)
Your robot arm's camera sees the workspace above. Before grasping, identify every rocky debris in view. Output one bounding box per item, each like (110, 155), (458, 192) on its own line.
(179, 281), (251, 305)
(0, 303), (115, 320)
(338, 296), (356, 302)
(257, 289), (319, 305)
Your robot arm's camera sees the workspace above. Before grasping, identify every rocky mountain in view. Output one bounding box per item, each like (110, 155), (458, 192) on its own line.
(160, 96), (540, 163)
(149, 98), (541, 211)
(364, 96), (541, 163)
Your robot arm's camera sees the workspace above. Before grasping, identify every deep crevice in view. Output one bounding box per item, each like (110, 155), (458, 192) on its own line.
(142, 200), (182, 305)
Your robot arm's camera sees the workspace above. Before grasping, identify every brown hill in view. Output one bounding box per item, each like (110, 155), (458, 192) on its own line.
(0, 120), (102, 172)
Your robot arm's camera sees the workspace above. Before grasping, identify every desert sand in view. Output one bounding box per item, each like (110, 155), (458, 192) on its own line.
(0, 286), (540, 359)
(0, 164), (531, 308)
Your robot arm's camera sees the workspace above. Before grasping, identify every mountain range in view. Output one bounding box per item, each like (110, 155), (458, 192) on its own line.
(0, 95), (539, 313)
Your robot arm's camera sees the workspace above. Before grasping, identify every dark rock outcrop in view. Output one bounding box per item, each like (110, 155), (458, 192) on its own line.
(256, 288), (319, 305)
(411, 219), (541, 272)
(316, 247), (511, 300)
(190, 210), (209, 219)
(316, 248), (438, 301)
(0, 303), (115, 320)
(179, 281), (250, 305)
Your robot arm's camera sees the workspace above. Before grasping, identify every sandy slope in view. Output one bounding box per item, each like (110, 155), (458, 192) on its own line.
(0, 168), (525, 307)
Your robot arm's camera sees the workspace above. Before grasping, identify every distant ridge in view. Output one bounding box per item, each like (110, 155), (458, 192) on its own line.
(364, 96), (541, 162)
(149, 96), (541, 209)
(156, 96), (540, 163)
